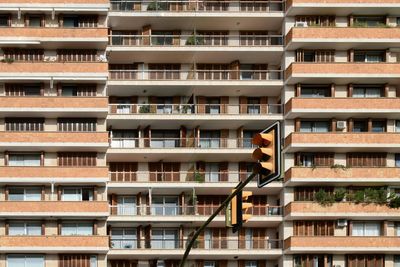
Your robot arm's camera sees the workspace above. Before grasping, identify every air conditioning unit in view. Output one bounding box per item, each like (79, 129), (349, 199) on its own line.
(336, 120), (347, 130)
(337, 219), (347, 227)
(295, 21), (308, 27)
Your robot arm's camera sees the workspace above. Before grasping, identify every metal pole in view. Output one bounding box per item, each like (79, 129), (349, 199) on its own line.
(179, 172), (258, 267)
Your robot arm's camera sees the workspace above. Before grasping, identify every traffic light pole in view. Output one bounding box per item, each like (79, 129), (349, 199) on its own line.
(179, 172), (258, 267)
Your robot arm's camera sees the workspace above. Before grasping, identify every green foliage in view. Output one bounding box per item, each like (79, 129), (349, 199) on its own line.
(1, 58), (14, 64)
(147, 1), (168, 10)
(389, 196), (400, 209)
(194, 170), (204, 183)
(330, 164), (347, 171)
(334, 188), (346, 202)
(353, 190), (365, 204)
(185, 35), (205, 45)
(315, 189), (334, 206)
(139, 105), (150, 113)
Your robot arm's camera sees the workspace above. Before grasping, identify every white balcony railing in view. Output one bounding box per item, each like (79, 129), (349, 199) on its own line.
(109, 137), (256, 149)
(109, 34), (283, 46)
(109, 69), (283, 81)
(110, 0), (285, 12)
(109, 103), (282, 115)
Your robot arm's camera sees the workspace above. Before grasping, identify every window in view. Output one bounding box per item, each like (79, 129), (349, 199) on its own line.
(354, 16), (386, 27)
(57, 152), (97, 166)
(299, 121), (330, 132)
(353, 86), (383, 98)
(109, 163), (138, 182)
(116, 196), (137, 215)
(354, 51), (385, 63)
(353, 120), (367, 132)
(57, 49), (97, 62)
(204, 261), (216, 267)
(111, 130), (138, 148)
(151, 130), (180, 148)
(247, 98), (260, 114)
(60, 14), (98, 27)
(346, 153), (386, 167)
(352, 221), (381, 236)
(9, 222), (41, 236)
(152, 196), (179, 215)
(111, 228), (137, 249)
(347, 255), (384, 267)
(61, 222), (93, 235)
(243, 130), (259, 148)
(151, 229), (179, 249)
(294, 255), (332, 267)
(5, 118), (44, 131)
(8, 187), (41, 201)
(155, 97), (173, 114)
(0, 14), (10, 26)
(396, 154), (400, 168)
(90, 256), (97, 267)
(26, 15), (43, 27)
(8, 153), (41, 166)
(394, 256), (400, 267)
(295, 153), (334, 167)
(295, 15), (336, 27)
(205, 97), (220, 114)
(7, 255), (44, 267)
(204, 163), (220, 182)
(372, 121), (386, 132)
(3, 48), (44, 61)
(58, 118), (97, 132)
(294, 221), (334, 236)
(5, 84), (42, 96)
(151, 31), (174, 45)
(61, 84), (97, 97)
(245, 261), (258, 267)
(62, 188), (94, 201)
(240, 64), (254, 80)
(199, 130), (220, 148)
(300, 85), (331, 98)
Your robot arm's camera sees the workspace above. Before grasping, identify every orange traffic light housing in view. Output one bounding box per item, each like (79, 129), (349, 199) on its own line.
(231, 189), (253, 233)
(252, 121), (281, 188)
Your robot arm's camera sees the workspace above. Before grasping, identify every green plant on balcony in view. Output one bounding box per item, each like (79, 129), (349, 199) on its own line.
(330, 164), (347, 171)
(389, 195), (400, 209)
(315, 189), (334, 206)
(139, 104), (150, 113)
(334, 188), (346, 202)
(194, 170), (205, 183)
(1, 58), (14, 64)
(147, 1), (168, 10)
(185, 34), (205, 45)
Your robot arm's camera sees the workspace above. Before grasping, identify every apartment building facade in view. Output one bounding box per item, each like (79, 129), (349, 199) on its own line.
(0, 0), (399, 267)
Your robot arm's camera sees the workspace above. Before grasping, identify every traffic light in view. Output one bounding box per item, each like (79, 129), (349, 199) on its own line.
(228, 189), (253, 233)
(252, 121), (281, 188)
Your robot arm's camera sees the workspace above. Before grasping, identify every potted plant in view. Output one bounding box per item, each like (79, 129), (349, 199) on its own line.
(185, 34), (205, 45)
(139, 104), (150, 113)
(147, 1), (168, 10)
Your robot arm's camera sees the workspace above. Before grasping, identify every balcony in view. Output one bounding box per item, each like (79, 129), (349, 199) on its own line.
(0, 0), (109, 11)
(0, 236), (109, 253)
(108, 203), (282, 227)
(284, 97), (400, 119)
(286, 0), (400, 16)
(285, 202), (400, 220)
(110, 0), (284, 12)
(108, 103), (282, 128)
(0, 97), (108, 116)
(285, 167), (400, 185)
(108, 238), (282, 258)
(0, 27), (108, 46)
(284, 132), (400, 153)
(107, 137), (254, 161)
(108, 69), (283, 95)
(285, 63), (400, 84)
(284, 236), (400, 253)
(286, 27), (400, 50)
(0, 201), (109, 217)
(0, 166), (108, 183)
(0, 62), (108, 81)
(108, 34), (283, 62)
(0, 131), (109, 151)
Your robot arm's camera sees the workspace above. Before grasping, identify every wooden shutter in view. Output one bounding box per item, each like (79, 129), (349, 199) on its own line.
(58, 255), (91, 267)
(110, 260), (138, 267)
(347, 153), (387, 167)
(109, 162), (138, 182)
(219, 162), (229, 181)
